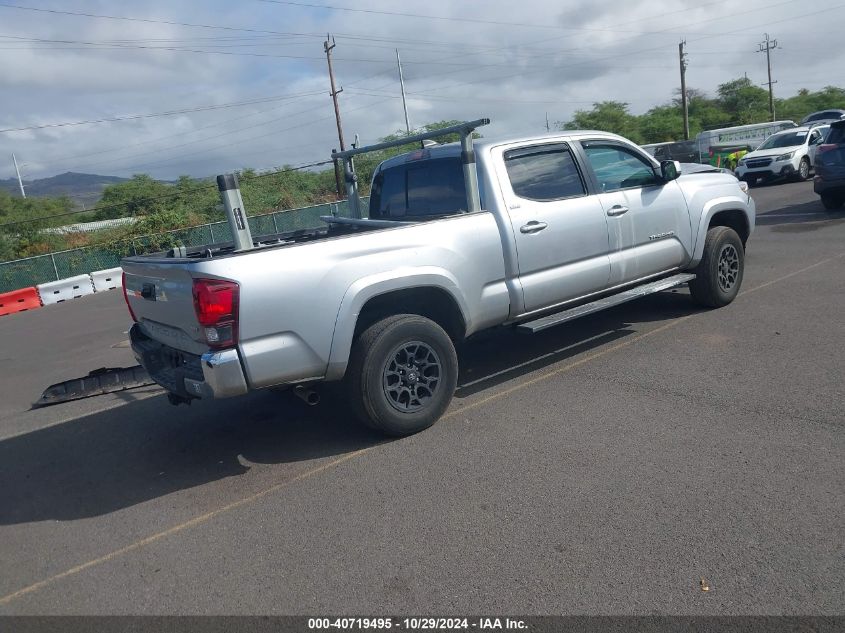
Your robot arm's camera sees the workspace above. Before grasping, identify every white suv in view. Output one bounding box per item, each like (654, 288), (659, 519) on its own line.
(736, 125), (829, 185)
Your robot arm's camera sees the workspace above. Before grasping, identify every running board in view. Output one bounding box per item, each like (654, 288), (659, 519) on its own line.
(517, 273), (696, 333)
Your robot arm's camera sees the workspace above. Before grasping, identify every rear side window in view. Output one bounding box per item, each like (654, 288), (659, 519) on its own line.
(369, 158), (467, 219)
(504, 143), (586, 201)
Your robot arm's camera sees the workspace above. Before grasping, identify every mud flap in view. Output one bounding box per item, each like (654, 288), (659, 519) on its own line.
(33, 366), (156, 408)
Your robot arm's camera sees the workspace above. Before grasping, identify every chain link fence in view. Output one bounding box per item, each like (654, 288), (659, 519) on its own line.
(0, 198), (367, 293)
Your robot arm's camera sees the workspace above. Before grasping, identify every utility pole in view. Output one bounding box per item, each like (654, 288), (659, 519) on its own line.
(396, 49), (412, 135)
(324, 34), (346, 198)
(679, 41), (690, 140)
(545, 112), (550, 133)
(758, 33), (778, 122)
(12, 153), (26, 198)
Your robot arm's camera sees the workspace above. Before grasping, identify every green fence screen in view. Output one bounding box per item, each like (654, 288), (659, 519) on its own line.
(0, 198), (367, 293)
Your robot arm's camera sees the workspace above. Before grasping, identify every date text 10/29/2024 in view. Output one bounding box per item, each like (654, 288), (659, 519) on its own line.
(308, 618), (528, 630)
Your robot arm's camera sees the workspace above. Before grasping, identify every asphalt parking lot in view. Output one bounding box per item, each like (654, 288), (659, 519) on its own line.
(0, 180), (842, 615)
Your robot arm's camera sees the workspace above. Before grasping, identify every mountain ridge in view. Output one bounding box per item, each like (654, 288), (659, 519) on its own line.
(0, 172), (130, 208)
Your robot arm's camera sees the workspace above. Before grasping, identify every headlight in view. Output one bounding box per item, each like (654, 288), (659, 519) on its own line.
(775, 151), (795, 161)
(737, 158), (746, 166)
(738, 180), (749, 194)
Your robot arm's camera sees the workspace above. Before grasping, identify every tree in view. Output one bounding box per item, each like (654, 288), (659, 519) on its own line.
(558, 101), (643, 142)
(638, 105), (685, 143)
(555, 101), (642, 142)
(776, 86), (845, 123)
(95, 174), (173, 220)
(716, 77), (770, 125)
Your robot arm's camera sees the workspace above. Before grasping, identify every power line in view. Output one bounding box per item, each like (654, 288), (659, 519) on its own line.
(0, 3), (322, 39)
(256, 0), (731, 37)
(99, 95), (387, 174)
(0, 91), (323, 134)
(0, 33), (587, 69)
(38, 95), (322, 167)
(334, 0), (803, 115)
(344, 89), (643, 105)
(400, 1), (830, 100)
(50, 99), (334, 174)
(0, 0), (741, 45)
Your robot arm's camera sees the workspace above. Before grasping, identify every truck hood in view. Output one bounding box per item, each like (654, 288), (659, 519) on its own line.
(678, 163), (733, 176)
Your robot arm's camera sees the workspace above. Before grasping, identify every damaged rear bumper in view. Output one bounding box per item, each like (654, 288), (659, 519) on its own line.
(130, 323), (248, 400)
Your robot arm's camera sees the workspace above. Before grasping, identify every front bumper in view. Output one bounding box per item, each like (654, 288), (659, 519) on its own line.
(736, 163), (796, 182)
(130, 323), (248, 400)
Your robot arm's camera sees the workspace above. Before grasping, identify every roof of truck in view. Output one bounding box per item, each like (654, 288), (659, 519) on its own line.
(375, 130), (630, 172)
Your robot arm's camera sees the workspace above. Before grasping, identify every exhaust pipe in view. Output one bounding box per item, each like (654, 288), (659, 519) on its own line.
(293, 385), (320, 406)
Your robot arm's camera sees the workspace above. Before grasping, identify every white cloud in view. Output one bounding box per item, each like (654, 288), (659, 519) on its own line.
(1, 0), (842, 182)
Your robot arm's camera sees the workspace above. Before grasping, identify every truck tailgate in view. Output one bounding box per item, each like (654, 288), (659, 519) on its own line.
(122, 260), (207, 355)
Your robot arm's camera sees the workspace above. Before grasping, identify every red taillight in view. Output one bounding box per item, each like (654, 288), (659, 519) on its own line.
(121, 272), (137, 322)
(817, 144), (838, 154)
(192, 278), (239, 349)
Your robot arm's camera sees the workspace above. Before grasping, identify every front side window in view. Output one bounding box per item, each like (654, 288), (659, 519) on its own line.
(582, 143), (659, 191)
(504, 143), (586, 201)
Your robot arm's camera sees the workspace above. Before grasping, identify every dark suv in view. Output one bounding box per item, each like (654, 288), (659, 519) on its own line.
(653, 140), (698, 163)
(814, 121), (845, 211)
(801, 109), (845, 125)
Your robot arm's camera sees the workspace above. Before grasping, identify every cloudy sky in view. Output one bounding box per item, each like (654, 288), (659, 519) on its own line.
(0, 0), (841, 182)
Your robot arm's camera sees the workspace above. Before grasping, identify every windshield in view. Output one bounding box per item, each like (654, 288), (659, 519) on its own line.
(757, 130), (808, 150)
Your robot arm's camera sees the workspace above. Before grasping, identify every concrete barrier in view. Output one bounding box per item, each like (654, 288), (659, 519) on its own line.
(37, 275), (95, 305)
(0, 287), (43, 316)
(90, 267), (123, 292)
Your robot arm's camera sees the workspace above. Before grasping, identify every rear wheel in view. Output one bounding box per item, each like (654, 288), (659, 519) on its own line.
(346, 314), (458, 436)
(821, 194), (844, 211)
(689, 226), (745, 308)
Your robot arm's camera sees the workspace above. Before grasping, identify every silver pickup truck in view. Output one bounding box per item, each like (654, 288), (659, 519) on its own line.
(123, 119), (755, 436)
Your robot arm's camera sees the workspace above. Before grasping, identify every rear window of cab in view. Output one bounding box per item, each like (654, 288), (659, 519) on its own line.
(369, 158), (468, 219)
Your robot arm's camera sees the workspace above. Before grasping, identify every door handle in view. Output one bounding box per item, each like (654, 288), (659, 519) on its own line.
(606, 205), (629, 217)
(520, 221), (548, 234)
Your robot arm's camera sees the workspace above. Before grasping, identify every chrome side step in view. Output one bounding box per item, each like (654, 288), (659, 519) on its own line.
(517, 273), (696, 333)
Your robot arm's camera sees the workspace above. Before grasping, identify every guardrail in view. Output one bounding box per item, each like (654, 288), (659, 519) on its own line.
(0, 287), (42, 317)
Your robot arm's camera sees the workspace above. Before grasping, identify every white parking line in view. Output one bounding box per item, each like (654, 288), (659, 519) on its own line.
(759, 212), (829, 218)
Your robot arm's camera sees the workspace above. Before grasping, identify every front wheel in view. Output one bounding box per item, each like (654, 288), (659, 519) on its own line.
(346, 314), (458, 436)
(796, 157), (810, 181)
(689, 226), (745, 308)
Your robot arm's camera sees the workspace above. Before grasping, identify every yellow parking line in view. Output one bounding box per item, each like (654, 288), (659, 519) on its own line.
(445, 250), (845, 419)
(0, 449), (371, 606)
(2, 251), (842, 606)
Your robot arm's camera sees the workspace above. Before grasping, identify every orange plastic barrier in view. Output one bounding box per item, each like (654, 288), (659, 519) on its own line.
(0, 286), (43, 317)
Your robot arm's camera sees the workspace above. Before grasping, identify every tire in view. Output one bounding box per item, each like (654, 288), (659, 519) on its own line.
(346, 314), (458, 437)
(796, 157), (810, 181)
(821, 194), (844, 211)
(689, 226), (745, 308)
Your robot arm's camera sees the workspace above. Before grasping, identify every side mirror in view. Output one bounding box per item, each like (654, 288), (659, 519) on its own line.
(660, 160), (681, 181)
